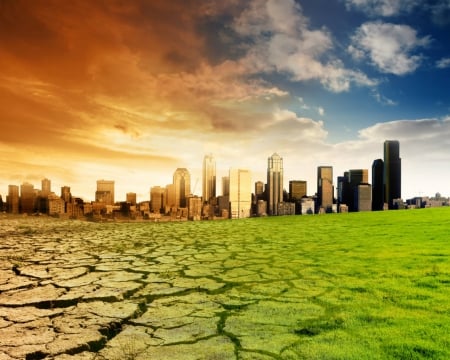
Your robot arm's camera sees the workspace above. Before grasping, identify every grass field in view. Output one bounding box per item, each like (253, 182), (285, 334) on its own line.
(1, 207), (449, 359)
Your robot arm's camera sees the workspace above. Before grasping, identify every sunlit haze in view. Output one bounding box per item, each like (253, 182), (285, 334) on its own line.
(1, 0), (449, 202)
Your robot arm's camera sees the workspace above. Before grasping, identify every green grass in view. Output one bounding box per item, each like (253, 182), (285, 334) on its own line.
(236, 208), (450, 359)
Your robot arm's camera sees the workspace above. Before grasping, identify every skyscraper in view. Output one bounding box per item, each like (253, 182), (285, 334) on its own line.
(20, 182), (35, 214)
(372, 159), (384, 211)
(384, 140), (401, 209)
(317, 166), (333, 211)
(41, 178), (51, 197)
(173, 168), (191, 208)
(348, 169), (368, 212)
(267, 153), (283, 216)
(255, 181), (265, 201)
(222, 177), (230, 196)
(229, 168), (252, 219)
(151, 186), (165, 213)
(95, 180), (115, 205)
(7, 185), (19, 214)
(202, 154), (216, 203)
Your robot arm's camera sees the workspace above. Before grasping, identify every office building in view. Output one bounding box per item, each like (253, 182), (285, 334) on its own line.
(95, 180), (114, 205)
(151, 186), (165, 213)
(289, 180), (307, 201)
(188, 196), (202, 220)
(173, 168), (191, 208)
(126, 192), (137, 206)
(337, 174), (350, 208)
(384, 140), (401, 209)
(267, 153), (283, 215)
(20, 182), (35, 214)
(61, 186), (72, 204)
(48, 193), (65, 215)
(222, 176), (230, 196)
(317, 166), (333, 211)
(41, 178), (51, 197)
(372, 159), (384, 210)
(348, 169), (368, 212)
(7, 185), (19, 214)
(165, 184), (176, 211)
(356, 184), (372, 212)
(202, 154), (216, 203)
(255, 181), (265, 201)
(229, 168), (252, 219)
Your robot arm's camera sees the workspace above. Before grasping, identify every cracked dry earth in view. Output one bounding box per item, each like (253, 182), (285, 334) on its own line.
(0, 217), (326, 360)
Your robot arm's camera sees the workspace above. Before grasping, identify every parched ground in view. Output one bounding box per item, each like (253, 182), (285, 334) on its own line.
(0, 212), (449, 359)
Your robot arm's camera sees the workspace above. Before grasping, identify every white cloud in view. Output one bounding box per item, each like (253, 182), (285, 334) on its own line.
(234, 0), (378, 92)
(349, 22), (431, 75)
(317, 107), (325, 116)
(344, 0), (420, 16)
(371, 89), (398, 106)
(436, 57), (450, 69)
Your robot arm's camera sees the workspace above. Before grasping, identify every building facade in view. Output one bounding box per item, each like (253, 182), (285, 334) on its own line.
(7, 185), (19, 214)
(150, 186), (165, 213)
(317, 166), (333, 211)
(173, 168), (191, 208)
(95, 180), (115, 205)
(20, 182), (35, 214)
(202, 154), (216, 203)
(384, 140), (401, 209)
(229, 168), (252, 219)
(372, 159), (384, 210)
(267, 153), (283, 216)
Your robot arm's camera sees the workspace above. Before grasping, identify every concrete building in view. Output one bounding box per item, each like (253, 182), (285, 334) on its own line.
(356, 184), (372, 212)
(202, 154), (216, 203)
(289, 180), (307, 201)
(188, 196), (202, 220)
(300, 198), (315, 215)
(7, 185), (19, 214)
(61, 186), (72, 204)
(48, 193), (65, 215)
(267, 153), (283, 215)
(255, 181), (265, 201)
(95, 180), (114, 206)
(173, 168), (191, 208)
(372, 159), (384, 211)
(277, 202), (296, 216)
(20, 182), (35, 214)
(151, 186), (165, 213)
(229, 168), (252, 219)
(384, 140), (401, 209)
(126, 192), (137, 206)
(317, 166), (333, 212)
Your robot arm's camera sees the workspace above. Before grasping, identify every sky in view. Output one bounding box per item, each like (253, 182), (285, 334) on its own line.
(1, 0), (449, 202)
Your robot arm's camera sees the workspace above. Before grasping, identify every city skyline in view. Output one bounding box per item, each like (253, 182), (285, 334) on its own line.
(1, 1), (449, 200)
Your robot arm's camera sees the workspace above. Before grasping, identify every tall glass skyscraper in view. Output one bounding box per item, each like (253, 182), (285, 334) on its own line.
(229, 168), (252, 219)
(267, 153), (283, 215)
(384, 140), (401, 209)
(202, 154), (216, 203)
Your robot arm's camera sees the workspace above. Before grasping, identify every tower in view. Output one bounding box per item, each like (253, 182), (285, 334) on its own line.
(173, 168), (191, 208)
(41, 178), (51, 197)
(202, 154), (216, 203)
(317, 166), (333, 211)
(348, 169), (368, 212)
(372, 159), (384, 210)
(229, 168), (252, 219)
(20, 182), (35, 214)
(384, 140), (401, 209)
(267, 153), (283, 215)
(7, 185), (19, 214)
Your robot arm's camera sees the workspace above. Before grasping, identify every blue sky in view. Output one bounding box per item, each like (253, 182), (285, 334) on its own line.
(0, 0), (449, 201)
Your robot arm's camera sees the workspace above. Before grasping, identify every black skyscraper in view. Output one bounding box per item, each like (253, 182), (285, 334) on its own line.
(384, 140), (401, 209)
(372, 159), (384, 210)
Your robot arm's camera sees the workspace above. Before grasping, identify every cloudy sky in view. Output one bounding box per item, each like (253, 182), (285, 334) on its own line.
(1, 0), (449, 202)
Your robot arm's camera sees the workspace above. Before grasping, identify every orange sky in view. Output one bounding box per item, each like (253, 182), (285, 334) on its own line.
(1, 0), (449, 201)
